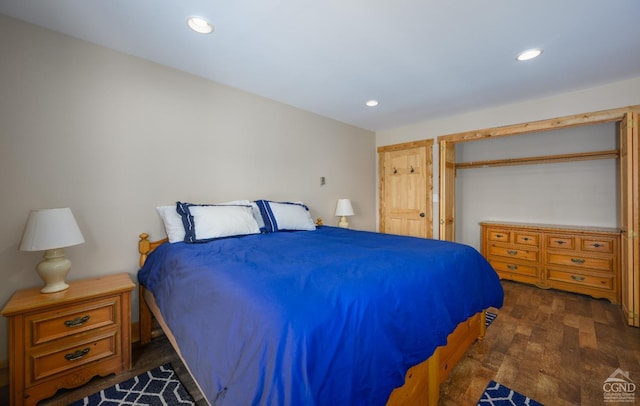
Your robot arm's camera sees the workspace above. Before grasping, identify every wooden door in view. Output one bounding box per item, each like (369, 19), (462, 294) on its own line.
(378, 140), (433, 238)
(620, 112), (639, 327)
(439, 140), (456, 241)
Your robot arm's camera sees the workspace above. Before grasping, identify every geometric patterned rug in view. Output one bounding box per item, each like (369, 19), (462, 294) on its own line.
(69, 363), (195, 406)
(485, 311), (497, 327)
(477, 380), (544, 406)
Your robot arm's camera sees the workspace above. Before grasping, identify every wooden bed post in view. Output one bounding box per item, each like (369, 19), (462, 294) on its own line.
(139, 233), (153, 345)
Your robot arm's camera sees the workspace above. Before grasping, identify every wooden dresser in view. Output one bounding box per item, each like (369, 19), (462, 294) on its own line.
(1, 273), (135, 406)
(480, 222), (621, 303)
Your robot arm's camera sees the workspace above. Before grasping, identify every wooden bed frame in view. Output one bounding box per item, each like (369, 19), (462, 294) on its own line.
(137, 233), (486, 405)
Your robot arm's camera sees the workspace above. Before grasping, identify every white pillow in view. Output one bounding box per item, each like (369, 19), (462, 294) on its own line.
(255, 200), (316, 232)
(177, 202), (260, 242)
(156, 205), (186, 243)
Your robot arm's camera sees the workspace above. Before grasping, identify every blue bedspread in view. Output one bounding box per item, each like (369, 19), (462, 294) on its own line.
(138, 226), (503, 406)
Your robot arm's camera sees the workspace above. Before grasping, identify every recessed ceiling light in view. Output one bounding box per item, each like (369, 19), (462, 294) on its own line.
(365, 100), (379, 107)
(187, 16), (214, 34)
(516, 48), (543, 61)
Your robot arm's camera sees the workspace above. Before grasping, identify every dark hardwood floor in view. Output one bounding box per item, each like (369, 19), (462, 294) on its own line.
(2, 280), (638, 405)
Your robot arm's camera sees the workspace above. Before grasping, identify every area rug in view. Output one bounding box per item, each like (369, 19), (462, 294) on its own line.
(477, 380), (544, 406)
(70, 363), (195, 406)
(486, 310), (497, 327)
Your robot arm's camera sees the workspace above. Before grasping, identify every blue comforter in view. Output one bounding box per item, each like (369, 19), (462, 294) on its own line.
(138, 226), (503, 406)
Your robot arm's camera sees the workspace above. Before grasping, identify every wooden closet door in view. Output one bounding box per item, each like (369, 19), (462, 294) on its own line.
(378, 140), (433, 238)
(620, 112), (639, 327)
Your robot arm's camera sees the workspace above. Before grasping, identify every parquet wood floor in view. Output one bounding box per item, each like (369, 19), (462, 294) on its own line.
(2, 280), (637, 405)
(440, 280), (640, 406)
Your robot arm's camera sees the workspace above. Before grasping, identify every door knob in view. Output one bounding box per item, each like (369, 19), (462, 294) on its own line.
(419, 213), (425, 217)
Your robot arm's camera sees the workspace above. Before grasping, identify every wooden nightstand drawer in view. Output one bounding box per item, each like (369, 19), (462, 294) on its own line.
(547, 253), (613, 272)
(28, 297), (119, 346)
(547, 268), (614, 291)
(30, 329), (118, 383)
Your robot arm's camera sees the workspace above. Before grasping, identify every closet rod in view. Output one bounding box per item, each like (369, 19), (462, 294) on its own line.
(456, 149), (619, 169)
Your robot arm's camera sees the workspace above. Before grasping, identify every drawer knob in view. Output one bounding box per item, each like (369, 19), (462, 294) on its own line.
(570, 275), (586, 282)
(507, 250), (518, 256)
(64, 315), (90, 327)
(591, 243), (603, 248)
(555, 240), (566, 245)
(507, 264), (518, 270)
(65, 348), (90, 361)
(523, 237), (530, 241)
(571, 258), (586, 264)
(495, 234), (503, 238)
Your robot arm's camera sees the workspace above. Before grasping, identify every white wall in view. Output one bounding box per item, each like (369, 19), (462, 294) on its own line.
(376, 76), (640, 243)
(0, 15), (376, 362)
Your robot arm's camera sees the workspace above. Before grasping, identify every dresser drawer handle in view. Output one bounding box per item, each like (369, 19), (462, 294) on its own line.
(591, 243), (603, 248)
(571, 258), (586, 264)
(65, 348), (90, 361)
(495, 234), (503, 238)
(570, 275), (586, 282)
(555, 240), (566, 245)
(64, 315), (90, 327)
(507, 250), (518, 256)
(507, 264), (518, 270)
(522, 237), (530, 241)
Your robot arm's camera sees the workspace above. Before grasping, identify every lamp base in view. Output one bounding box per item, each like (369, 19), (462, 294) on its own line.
(36, 248), (71, 293)
(338, 216), (350, 228)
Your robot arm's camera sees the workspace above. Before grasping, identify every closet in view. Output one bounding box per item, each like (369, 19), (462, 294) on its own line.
(438, 106), (639, 327)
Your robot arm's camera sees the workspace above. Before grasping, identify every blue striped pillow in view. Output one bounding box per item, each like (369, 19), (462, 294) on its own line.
(255, 200), (316, 233)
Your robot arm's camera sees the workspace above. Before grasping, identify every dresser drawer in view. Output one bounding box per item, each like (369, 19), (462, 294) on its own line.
(581, 237), (614, 254)
(514, 232), (539, 246)
(29, 330), (118, 383)
(547, 253), (613, 272)
(489, 260), (538, 277)
(547, 235), (575, 250)
(547, 268), (614, 291)
(488, 245), (538, 262)
(487, 229), (510, 243)
(28, 297), (119, 346)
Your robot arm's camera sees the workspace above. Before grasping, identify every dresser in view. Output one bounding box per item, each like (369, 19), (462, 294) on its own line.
(1, 273), (135, 406)
(480, 222), (621, 304)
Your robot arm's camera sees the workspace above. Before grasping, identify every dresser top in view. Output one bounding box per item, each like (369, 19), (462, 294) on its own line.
(479, 221), (621, 235)
(1, 273), (135, 316)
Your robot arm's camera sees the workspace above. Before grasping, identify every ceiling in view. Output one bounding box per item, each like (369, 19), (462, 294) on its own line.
(1, 1), (639, 131)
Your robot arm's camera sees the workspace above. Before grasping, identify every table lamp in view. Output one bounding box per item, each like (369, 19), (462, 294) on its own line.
(19, 208), (85, 293)
(335, 199), (354, 228)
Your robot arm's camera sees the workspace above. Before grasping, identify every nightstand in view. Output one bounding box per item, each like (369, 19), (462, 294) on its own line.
(1, 273), (135, 406)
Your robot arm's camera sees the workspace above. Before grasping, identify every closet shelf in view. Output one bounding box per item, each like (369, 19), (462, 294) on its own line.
(455, 149), (619, 169)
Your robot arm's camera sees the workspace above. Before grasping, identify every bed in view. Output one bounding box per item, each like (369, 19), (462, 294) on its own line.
(137, 201), (504, 405)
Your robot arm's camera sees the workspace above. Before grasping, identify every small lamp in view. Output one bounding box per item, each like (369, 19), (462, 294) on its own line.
(20, 208), (85, 293)
(335, 199), (354, 228)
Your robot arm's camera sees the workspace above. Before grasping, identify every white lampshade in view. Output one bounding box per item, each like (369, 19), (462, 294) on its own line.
(335, 199), (354, 217)
(20, 208), (85, 251)
(20, 208), (85, 293)
(335, 199), (354, 228)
